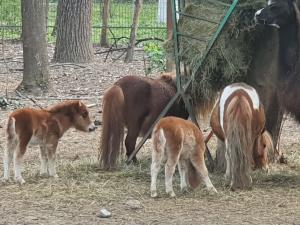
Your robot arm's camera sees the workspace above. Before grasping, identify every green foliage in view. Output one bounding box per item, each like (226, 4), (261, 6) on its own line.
(1, 0), (166, 43)
(144, 42), (166, 75)
(0, 0), (21, 26)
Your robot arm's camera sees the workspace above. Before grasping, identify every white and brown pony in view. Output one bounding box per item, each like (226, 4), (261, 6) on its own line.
(2, 100), (96, 184)
(150, 116), (217, 198)
(210, 83), (274, 190)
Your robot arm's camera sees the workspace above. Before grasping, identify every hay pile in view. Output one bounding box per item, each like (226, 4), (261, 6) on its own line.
(164, 0), (267, 105)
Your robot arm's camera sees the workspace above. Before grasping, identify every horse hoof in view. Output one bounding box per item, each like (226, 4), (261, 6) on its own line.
(151, 191), (158, 198)
(39, 172), (49, 178)
(181, 186), (189, 193)
(207, 186), (218, 194)
(0, 178), (9, 184)
(167, 191), (176, 198)
(52, 174), (59, 179)
(15, 177), (26, 185)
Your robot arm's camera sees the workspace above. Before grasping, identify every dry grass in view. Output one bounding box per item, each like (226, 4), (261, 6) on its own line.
(0, 42), (299, 225)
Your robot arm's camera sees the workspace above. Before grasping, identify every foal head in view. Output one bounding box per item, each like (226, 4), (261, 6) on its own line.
(48, 100), (96, 132)
(253, 130), (274, 171)
(71, 101), (96, 132)
(255, 0), (296, 29)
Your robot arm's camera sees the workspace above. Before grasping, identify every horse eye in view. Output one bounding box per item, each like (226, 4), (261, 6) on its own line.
(263, 144), (266, 148)
(82, 112), (88, 118)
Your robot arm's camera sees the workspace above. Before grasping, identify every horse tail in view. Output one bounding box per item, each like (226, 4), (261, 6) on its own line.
(226, 95), (253, 190)
(99, 85), (125, 170)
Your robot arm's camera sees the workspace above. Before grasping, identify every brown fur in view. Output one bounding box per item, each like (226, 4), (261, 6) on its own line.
(99, 74), (188, 170)
(3, 100), (95, 184)
(210, 83), (268, 191)
(150, 117), (216, 198)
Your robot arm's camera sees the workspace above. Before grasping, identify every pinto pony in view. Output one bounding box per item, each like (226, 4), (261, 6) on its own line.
(2, 100), (96, 184)
(99, 74), (188, 170)
(150, 117), (217, 197)
(210, 83), (273, 190)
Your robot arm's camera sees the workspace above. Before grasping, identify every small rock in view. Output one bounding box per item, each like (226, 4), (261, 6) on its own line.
(125, 200), (143, 209)
(97, 208), (111, 218)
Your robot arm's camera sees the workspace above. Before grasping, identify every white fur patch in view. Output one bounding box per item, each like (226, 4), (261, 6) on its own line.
(269, 23), (280, 29)
(267, 0), (273, 6)
(219, 84), (260, 131)
(255, 8), (263, 16)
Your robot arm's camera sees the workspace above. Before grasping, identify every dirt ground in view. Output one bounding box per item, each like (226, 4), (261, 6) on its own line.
(0, 42), (299, 225)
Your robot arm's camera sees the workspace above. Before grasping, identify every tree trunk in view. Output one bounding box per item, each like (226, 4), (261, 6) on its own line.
(18, 0), (49, 94)
(166, 0), (175, 72)
(124, 0), (143, 63)
(54, 0), (93, 63)
(100, 0), (110, 47)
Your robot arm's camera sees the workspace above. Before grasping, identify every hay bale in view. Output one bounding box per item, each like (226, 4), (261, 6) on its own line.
(164, 0), (267, 105)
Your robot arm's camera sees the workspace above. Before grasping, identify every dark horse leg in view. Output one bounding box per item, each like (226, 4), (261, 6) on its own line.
(265, 93), (286, 163)
(125, 123), (141, 164)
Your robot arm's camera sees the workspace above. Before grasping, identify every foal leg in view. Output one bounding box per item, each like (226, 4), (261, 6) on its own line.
(150, 129), (165, 198)
(46, 138), (59, 178)
(165, 146), (180, 198)
(150, 151), (163, 198)
(39, 144), (48, 176)
(2, 138), (17, 182)
(13, 136), (31, 184)
(191, 152), (217, 193)
(178, 159), (188, 192)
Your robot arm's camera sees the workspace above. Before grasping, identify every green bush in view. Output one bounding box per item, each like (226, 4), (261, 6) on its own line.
(144, 42), (166, 75)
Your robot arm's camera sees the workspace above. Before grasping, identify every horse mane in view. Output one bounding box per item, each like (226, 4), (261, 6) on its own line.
(159, 72), (176, 87)
(46, 100), (80, 114)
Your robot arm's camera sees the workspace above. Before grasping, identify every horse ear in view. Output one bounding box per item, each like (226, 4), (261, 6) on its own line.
(78, 101), (82, 107)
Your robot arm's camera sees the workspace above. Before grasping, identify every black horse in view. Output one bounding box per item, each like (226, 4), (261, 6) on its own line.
(252, 0), (300, 145)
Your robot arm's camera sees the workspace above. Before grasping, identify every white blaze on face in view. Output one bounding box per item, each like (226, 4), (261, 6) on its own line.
(219, 84), (260, 131)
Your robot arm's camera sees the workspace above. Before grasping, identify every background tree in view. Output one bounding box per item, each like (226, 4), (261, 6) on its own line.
(124, 0), (143, 63)
(54, 0), (93, 63)
(100, 0), (111, 47)
(18, 0), (49, 94)
(166, 0), (175, 72)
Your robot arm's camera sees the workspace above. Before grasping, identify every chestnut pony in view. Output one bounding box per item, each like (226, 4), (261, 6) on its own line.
(99, 73), (188, 170)
(3, 100), (96, 184)
(210, 83), (274, 190)
(151, 117), (217, 198)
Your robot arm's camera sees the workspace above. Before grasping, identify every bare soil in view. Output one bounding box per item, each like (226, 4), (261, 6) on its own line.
(0, 42), (299, 225)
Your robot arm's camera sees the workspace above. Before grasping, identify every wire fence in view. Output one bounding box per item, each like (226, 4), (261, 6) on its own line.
(0, 0), (167, 44)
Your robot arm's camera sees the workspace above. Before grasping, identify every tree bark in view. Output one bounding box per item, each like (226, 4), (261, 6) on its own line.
(124, 0), (143, 63)
(18, 0), (49, 94)
(100, 0), (110, 47)
(54, 0), (93, 63)
(166, 0), (175, 72)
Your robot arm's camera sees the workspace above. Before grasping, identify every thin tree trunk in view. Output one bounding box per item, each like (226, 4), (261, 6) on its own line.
(100, 0), (110, 47)
(166, 0), (175, 72)
(54, 0), (93, 63)
(18, 0), (49, 94)
(124, 0), (143, 63)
